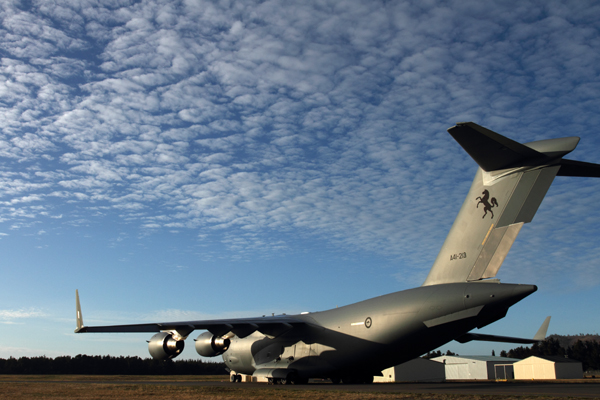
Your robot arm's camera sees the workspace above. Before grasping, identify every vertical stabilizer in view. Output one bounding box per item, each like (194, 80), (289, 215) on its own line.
(423, 122), (598, 286)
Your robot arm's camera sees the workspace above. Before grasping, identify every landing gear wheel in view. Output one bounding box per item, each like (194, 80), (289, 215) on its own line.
(289, 373), (308, 384)
(330, 377), (341, 384)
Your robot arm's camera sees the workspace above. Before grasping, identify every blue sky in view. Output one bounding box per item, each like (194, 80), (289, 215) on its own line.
(1, 0), (600, 360)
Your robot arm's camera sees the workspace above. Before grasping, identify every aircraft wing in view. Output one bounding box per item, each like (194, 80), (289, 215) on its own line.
(455, 316), (550, 344)
(75, 290), (308, 338)
(455, 332), (539, 344)
(76, 316), (307, 338)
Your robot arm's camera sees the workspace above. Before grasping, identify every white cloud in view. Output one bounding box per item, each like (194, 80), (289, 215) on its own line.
(0, 0), (598, 290)
(0, 308), (47, 322)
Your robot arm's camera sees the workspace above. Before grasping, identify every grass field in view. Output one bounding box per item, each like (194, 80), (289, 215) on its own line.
(0, 374), (229, 382)
(0, 375), (596, 400)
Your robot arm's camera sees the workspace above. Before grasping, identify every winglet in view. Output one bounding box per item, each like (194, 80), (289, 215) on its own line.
(533, 316), (551, 341)
(75, 290), (86, 333)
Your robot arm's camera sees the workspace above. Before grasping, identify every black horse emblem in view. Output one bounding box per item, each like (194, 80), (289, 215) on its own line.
(476, 189), (498, 219)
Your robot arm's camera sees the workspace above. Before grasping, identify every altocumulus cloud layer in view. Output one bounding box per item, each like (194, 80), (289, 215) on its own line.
(2, 0), (600, 289)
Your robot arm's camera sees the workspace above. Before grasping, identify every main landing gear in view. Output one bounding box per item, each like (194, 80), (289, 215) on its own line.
(267, 375), (308, 385)
(329, 375), (373, 384)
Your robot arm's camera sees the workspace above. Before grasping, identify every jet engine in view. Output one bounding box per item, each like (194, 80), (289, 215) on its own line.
(148, 332), (185, 360)
(195, 331), (230, 357)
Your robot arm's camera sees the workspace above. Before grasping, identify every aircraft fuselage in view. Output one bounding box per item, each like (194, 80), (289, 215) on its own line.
(223, 282), (536, 379)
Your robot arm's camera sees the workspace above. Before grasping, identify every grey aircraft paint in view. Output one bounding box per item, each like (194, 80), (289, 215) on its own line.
(75, 122), (600, 384)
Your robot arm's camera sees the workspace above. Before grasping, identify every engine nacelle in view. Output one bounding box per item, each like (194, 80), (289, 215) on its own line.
(148, 332), (185, 360)
(195, 331), (230, 357)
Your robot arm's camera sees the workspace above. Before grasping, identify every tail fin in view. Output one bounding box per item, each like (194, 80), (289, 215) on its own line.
(423, 122), (600, 286)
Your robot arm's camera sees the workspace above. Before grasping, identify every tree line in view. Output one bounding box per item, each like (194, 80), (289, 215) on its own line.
(501, 337), (600, 371)
(422, 349), (458, 359)
(0, 355), (227, 375)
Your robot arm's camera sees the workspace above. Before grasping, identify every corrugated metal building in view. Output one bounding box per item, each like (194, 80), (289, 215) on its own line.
(431, 355), (520, 380)
(374, 358), (445, 382)
(513, 355), (582, 379)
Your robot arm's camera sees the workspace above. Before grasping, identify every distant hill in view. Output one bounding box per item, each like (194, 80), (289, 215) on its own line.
(547, 334), (600, 349)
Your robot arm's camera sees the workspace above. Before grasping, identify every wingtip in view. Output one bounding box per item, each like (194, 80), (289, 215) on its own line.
(533, 316), (551, 341)
(76, 289), (84, 332)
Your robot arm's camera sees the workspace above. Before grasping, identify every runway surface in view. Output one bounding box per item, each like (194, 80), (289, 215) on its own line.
(82, 379), (600, 398)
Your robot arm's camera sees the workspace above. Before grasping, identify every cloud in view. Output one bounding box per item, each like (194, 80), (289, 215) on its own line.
(0, 0), (599, 290)
(0, 308), (47, 323)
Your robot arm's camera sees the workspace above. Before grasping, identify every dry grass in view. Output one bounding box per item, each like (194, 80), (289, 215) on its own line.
(0, 383), (529, 400)
(0, 374), (228, 382)
(0, 376), (592, 400)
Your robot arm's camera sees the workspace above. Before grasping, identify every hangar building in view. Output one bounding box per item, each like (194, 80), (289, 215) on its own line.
(513, 355), (583, 379)
(431, 355), (520, 380)
(374, 358), (445, 382)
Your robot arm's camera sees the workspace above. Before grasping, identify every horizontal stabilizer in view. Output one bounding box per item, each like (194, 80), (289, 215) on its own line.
(449, 123), (545, 171)
(558, 159), (600, 177)
(449, 122), (580, 172)
(455, 316), (550, 344)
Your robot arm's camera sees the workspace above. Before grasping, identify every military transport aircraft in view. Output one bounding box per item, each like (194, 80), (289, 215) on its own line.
(75, 122), (600, 384)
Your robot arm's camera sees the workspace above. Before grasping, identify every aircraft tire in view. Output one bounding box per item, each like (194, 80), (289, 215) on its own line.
(285, 373), (295, 385)
(288, 373), (308, 385)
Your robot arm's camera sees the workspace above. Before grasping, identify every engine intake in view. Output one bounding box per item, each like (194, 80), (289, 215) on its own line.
(148, 332), (185, 360)
(195, 331), (230, 357)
